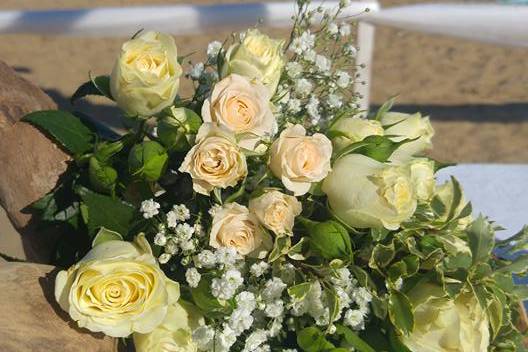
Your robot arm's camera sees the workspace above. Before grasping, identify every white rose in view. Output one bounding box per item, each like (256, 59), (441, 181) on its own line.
(209, 203), (271, 256)
(409, 158), (436, 202)
(381, 112), (434, 162)
(322, 154), (417, 230)
(54, 234), (180, 338)
(401, 288), (490, 352)
(329, 117), (384, 152)
(202, 74), (277, 150)
(269, 124), (332, 196)
(221, 29), (285, 95)
(249, 190), (302, 235)
(133, 301), (203, 352)
(179, 123), (247, 195)
(110, 31), (182, 117)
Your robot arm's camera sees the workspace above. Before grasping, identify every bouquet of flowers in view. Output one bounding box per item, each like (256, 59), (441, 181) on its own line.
(23, 1), (527, 351)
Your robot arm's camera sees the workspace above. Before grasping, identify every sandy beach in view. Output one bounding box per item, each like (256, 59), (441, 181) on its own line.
(0, 0), (527, 165)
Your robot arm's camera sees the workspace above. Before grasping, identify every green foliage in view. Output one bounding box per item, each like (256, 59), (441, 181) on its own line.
(76, 186), (135, 237)
(467, 215), (495, 265)
(190, 274), (233, 318)
(388, 290), (414, 335)
(128, 141), (168, 182)
(335, 324), (376, 352)
(71, 75), (112, 103)
(23, 110), (94, 156)
(301, 219), (353, 261)
(297, 327), (335, 352)
(91, 227), (123, 247)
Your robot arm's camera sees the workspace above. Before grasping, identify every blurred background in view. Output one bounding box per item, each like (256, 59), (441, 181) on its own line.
(0, 0), (527, 164)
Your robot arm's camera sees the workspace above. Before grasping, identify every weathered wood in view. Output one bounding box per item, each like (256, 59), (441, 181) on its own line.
(0, 262), (117, 352)
(0, 60), (70, 262)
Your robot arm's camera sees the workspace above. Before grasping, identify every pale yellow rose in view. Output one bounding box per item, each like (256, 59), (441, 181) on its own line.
(54, 234), (180, 338)
(221, 29), (285, 95)
(401, 288), (490, 352)
(409, 158), (436, 202)
(381, 112), (434, 162)
(249, 190), (302, 235)
(110, 31), (183, 117)
(209, 202), (271, 256)
(269, 124), (333, 196)
(202, 74), (276, 150)
(329, 117), (384, 152)
(133, 301), (203, 352)
(322, 154), (417, 230)
(179, 123), (248, 195)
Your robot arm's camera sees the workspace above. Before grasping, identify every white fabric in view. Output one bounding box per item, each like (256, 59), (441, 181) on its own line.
(437, 164), (528, 240)
(363, 4), (528, 48)
(0, 2), (377, 36)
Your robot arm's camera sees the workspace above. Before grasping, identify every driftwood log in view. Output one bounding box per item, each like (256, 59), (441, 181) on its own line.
(0, 60), (70, 262)
(0, 262), (116, 352)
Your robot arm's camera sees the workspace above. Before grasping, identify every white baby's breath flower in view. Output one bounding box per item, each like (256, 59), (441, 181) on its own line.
(304, 49), (317, 63)
(344, 44), (357, 58)
(175, 223), (195, 240)
(250, 261), (270, 277)
(166, 211), (178, 229)
(207, 40), (222, 59)
(286, 61), (303, 78)
(344, 309), (365, 330)
(194, 249), (216, 268)
(164, 239), (178, 255)
(140, 199), (160, 219)
(328, 22), (339, 35)
(264, 300), (284, 318)
(236, 291), (257, 312)
(315, 55), (331, 74)
(211, 269), (244, 300)
(193, 325), (215, 350)
(189, 62), (205, 80)
(185, 267), (201, 288)
(216, 325), (237, 351)
(153, 232), (167, 246)
(172, 204), (191, 221)
(306, 96), (320, 123)
(327, 93), (343, 109)
(158, 253), (171, 264)
(243, 329), (269, 352)
(228, 308), (254, 335)
(336, 71), (351, 88)
(290, 31), (315, 54)
(295, 78), (313, 97)
(215, 247), (240, 267)
(339, 23), (352, 36)
(262, 277), (287, 301)
(287, 98), (302, 113)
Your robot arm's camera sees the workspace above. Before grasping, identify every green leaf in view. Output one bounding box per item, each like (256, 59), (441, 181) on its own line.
(71, 75), (112, 103)
(288, 237), (309, 261)
(388, 291), (414, 335)
(23, 110), (94, 156)
(76, 186), (135, 237)
(335, 324), (376, 352)
(496, 253), (528, 275)
(190, 274), (232, 318)
(467, 215), (495, 265)
(303, 219), (352, 260)
(356, 135), (418, 162)
(297, 327), (335, 352)
(288, 282), (312, 301)
(91, 227), (123, 247)
(487, 294), (503, 339)
(88, 157), (118, 195)
(512, 285), (528, 300)
(369, 241), (396, 269)
(445, 176), (463, 223)
(374, 97), (395, 121)
(333, 140), (371, 161)
(268, 236), (291, 262)
(350, 265), (377, 292)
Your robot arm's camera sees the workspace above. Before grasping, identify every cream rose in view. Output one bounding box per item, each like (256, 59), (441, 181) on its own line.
(381, 112), (434, 162)
(401, 288), (490, 352)
(179, 123), (248, 195)
(269, 124), (333, 196)
(209, 202), (271, 256)
(202, 74), (276, 150)
(322, 154), (417, 230)
(54, 234), (180, 338)
(329, 117), (384, 152)
(409, 158), (436, 202)
(221, 29), (285, 95)
(110, 31), (183, 117)
(133, 301), (202, 352)
(249, 190), (302, 235)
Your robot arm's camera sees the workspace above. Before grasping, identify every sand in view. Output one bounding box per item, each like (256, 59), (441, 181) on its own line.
(0, 0), (527, 165)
